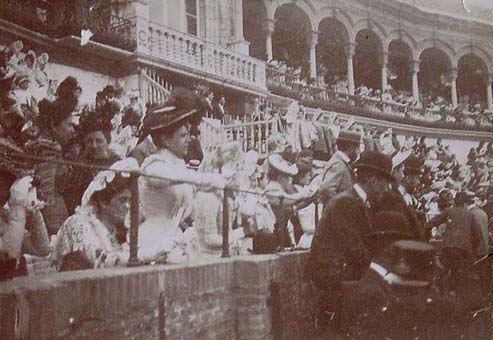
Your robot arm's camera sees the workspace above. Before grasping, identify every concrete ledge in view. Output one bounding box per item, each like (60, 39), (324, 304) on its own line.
(0, 252), (316, 339)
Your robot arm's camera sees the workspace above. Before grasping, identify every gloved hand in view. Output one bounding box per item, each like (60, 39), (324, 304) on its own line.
(9, 176), (45, 212)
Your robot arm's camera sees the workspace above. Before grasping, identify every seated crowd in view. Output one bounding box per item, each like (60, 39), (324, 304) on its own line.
(0, 41), (492, 289)
(267, 60), (493, 130)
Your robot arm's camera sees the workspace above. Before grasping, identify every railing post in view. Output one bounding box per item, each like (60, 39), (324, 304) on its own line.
(128, 173), (140, 266)
(221, 187), (230, 258)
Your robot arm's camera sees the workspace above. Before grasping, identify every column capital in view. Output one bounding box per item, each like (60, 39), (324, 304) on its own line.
(308, 30), (319, 47)
(264, 19), (276, 33)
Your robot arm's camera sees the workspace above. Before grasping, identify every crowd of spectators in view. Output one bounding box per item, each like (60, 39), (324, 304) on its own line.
(0, 41), (492, 293)
(267, 61), (493, 131)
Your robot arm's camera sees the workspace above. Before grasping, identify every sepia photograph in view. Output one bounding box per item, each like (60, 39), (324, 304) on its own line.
(0, 0), (492, 338)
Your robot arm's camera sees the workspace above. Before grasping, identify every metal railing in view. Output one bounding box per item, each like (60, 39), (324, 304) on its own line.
(13, 149), (314, 266)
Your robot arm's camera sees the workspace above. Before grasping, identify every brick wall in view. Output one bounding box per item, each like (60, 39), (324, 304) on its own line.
(0, 252), (317, 340)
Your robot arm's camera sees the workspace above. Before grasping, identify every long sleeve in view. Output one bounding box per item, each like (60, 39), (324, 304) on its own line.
(319, 161), (347, 204)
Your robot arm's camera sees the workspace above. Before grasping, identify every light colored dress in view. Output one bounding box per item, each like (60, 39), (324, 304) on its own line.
(139, 148), (225, 262)
(51, 206), (129, 271)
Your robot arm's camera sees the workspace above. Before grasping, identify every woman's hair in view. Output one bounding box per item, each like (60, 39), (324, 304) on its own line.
(90, 175), (130, 207)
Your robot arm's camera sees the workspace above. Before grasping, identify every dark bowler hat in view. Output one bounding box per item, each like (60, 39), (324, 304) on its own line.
(337, 130), (361, 145)
(403, 153), (422, 176)
(354, 151), (395, 181)
(138, 88), (203, 143)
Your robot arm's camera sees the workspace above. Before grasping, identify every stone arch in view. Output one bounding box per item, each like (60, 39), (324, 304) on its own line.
(385, 29), (417, 55)
(270, 0), (317, 30)
(352, 18), (387, 49)
(456, 45), (492, 74)
(416, 39), (455, 66)
(315, 7), (355, 40)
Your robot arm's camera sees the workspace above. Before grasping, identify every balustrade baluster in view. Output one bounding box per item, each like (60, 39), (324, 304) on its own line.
(157, 30), (163, 57)
(257, 123), (262, 154)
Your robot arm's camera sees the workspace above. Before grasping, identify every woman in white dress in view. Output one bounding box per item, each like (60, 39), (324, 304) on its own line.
(51, 158), (138, 271)
(138, 89), (226, 263)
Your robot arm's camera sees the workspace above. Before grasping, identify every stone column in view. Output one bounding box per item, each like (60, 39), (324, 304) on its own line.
(264, 19), (275, 61)
(450, 68), (458, 108)
(487, 74), (493, 111)
(228, 0), (250, 54)
(347, 42), (356, 95)
(308, 30), (319, 80)
(412, 60), (420, 103)
(381, 52), (388, 92)
(129, 0), (150, 55)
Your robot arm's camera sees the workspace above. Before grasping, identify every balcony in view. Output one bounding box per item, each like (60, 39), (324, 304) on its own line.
(138, 20), (267, 93)
(0, 0), (135, 51)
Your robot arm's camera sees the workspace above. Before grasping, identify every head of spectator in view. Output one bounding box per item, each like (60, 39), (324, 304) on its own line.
(402, 154), (421, 195)
(454, 191), (469, 208)
(336, 130), (361, 162)
(37, 95), (77, 146)
(267, 153), (298, 193)
(15, 74), (30, 91)
(354, 151), (395, 206)
(218, 96), (226, 106)
(438, 189), (453, 210)
(36, 52), (49, 70)
(267, 133), (295, 162)
(56, 76), (81, 100)
(392, 149), (411, 184)
(24, 50), (36, 69)
(140, 88), (202, 160)
(81, 164), (133, 229)
(77, 108), (114, 160)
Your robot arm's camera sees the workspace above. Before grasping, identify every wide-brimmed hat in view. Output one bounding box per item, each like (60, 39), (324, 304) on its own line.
(388, 240), (435, 274)
(354, 151), (395, 181)
(368, 211), (415, 242)
(268, 153), (298, 176)
(138, 88), (202, 143)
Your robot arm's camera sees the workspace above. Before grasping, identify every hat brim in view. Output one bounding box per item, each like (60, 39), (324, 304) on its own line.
(149, 109), (196, 133)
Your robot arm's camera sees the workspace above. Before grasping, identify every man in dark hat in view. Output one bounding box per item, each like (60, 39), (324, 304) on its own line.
(306, 150), (394, 332)
(319, 130), (360, 206)
(341, 240), (454, 339)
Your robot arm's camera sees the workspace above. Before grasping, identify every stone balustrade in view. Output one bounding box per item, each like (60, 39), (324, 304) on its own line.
(137, 20), (266, 91)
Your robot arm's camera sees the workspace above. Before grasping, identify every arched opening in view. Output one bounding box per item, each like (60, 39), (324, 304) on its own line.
(418, 48), (452, 101)
(388, 40), (413, 93)
(317, 17), (349, 87)
(354, 29), (383, 90)
(457, 54), (489, 106)
(272, 4), (312, 78)
(243, 0), (268, 60)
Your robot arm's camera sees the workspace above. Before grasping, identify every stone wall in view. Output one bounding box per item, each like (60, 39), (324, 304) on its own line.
(0, 252), (317, 340)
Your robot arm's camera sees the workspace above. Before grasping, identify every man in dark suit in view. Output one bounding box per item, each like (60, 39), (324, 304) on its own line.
(306, 151), (395, 331)
(319, 130), (360, 206)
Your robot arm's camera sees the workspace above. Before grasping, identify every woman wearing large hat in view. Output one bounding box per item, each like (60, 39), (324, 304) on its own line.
(64, 107), (121, 214)
(24, 76), (79, 235)
(138, 88), (226, 262)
